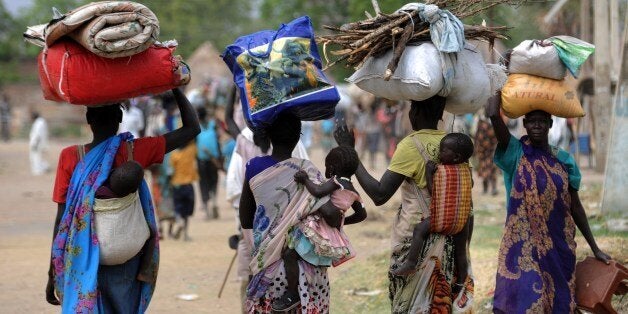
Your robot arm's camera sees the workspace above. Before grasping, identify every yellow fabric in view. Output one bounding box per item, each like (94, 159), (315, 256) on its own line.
(501, 74), (585, 118)
(388, 130), (446, 188)
(170, 143), (198, 186)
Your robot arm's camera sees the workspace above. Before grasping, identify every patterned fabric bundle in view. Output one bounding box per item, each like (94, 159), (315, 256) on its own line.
(44, 1), (159, 58)
(429, 163), (472, 234)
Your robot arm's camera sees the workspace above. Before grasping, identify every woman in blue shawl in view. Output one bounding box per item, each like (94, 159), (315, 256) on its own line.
(46, 88), (199, 313)
(486, 93), (611, 313)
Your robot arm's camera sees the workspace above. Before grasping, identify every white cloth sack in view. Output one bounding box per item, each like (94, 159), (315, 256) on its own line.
(93, 191), (150, 265)
(444, 45), (493, 114)
(347, 42), (444, 101)
(509, 39), (566, 80)
(348, 42), (495, 114)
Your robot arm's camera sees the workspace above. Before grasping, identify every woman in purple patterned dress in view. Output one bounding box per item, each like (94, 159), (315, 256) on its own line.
(486, 93), (611, 313)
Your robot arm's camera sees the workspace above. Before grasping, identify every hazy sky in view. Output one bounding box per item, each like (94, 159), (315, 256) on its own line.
(2, 0), (32, 15)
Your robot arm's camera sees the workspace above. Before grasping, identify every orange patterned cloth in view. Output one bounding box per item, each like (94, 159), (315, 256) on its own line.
(429, 163), (472, 234)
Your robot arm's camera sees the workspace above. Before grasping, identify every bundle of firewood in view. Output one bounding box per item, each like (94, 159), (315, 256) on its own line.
(317, 0), (525, 77)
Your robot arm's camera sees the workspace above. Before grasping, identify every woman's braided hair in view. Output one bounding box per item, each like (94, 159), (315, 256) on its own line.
(325, 146), (359, 178)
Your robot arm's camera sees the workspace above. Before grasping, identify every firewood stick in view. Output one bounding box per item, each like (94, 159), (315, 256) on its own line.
(385, 22), (414, 80)
(351, 10), (418, 49)
(355, 40), (386, 69)
(371, 0), (381, 16)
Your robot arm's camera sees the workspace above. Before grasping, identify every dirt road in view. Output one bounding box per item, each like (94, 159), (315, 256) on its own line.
(0, 139), (393, 313)
(2, 138), (623, 313)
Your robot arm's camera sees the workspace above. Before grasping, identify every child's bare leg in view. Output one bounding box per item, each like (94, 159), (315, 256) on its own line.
(283, 248), (299, 292)
(272, 248), (300, 311)
(453, 219), (471, 292)
(393, 218), (430, 276)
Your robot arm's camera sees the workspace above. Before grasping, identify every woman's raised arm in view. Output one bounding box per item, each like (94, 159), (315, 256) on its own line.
(334, 122), (405, 205)
(164, 88), (201, 153)
(486, 92), (511, 150)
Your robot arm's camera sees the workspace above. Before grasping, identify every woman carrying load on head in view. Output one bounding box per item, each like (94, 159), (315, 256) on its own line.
(46, 88), (200, 313)
(335, 95), (473, 313)
(486, 92), (610, 313)
(239, 112), (336, 313)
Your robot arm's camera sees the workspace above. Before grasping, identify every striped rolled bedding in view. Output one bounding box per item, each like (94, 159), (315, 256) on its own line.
(44, 1), (160, 58)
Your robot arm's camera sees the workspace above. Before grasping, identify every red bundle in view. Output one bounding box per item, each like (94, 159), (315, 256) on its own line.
(38, 39), (189, 105)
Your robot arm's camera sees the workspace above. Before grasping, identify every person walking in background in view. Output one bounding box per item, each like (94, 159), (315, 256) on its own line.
(0, 93), (11, 142)
(320, 118), (335, 152)
(474, 109), (499, 195)
(300, 120), (314, 154)
(352, 103), (368, 157)
(169, 140), (198, 241)
(377, 100), (396, 163)
(548, 116), (571, 151)
(364, 104), (382, 169)
(119, 101), (145, 139)
(29, 110), (49, 176)
(486, 93), (610, 313)
(196, 107), (222, 220)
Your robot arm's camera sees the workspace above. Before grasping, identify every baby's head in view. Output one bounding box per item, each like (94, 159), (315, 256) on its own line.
(109, 161), (144, 197)
(324, 146), (359, 179)
(439, 133), (474, 165)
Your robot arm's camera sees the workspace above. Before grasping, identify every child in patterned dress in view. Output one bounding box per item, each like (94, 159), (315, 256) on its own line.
(271, 146), (367, 312)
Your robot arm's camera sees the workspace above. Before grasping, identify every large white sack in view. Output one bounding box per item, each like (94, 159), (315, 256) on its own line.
(444, 45), (492, 114)
(509, 39), (566, 80)
(347, 42), (443, 101)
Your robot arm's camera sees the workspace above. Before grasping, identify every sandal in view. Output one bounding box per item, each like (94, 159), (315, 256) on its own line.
(271, 291), (300, 312)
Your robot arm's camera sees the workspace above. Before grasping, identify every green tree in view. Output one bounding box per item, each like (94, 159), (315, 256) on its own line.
(141, 0), (253, 57)
(14, 0), (89, 58)
(0, 1), (16, 61)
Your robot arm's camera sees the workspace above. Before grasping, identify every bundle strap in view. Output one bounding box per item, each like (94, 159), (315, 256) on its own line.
(410, 135), (432, 162)
(126, 141), (134, 162)
(76, 140), (133, 162)
(76, 144), (85, 161)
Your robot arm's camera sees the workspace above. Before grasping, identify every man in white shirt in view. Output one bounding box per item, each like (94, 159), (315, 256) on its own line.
(119, 102), (144, 138)
(29, 110), (49, 176)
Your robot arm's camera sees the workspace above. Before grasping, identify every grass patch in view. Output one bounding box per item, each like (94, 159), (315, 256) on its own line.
(330, 252), (391, 313)
(329, 219), (627, 313)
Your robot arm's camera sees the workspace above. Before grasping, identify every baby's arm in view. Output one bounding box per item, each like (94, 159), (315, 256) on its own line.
(344, 201), (367, 225)
(294, 170), (338, 198)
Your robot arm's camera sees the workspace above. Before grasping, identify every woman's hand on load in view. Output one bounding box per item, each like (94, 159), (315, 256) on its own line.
(486, 91), (502, 118)
(593, 248), (611, 265)
(294, 170), (309, 184)
(334, 120), (355, 148)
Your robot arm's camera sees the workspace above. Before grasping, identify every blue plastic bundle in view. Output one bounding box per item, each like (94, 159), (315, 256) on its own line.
(223, 16), (340, 130)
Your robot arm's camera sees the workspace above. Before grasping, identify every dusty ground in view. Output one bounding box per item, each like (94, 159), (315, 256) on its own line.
(0, 139), (394, 313)
(1, 138), (625, 313)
